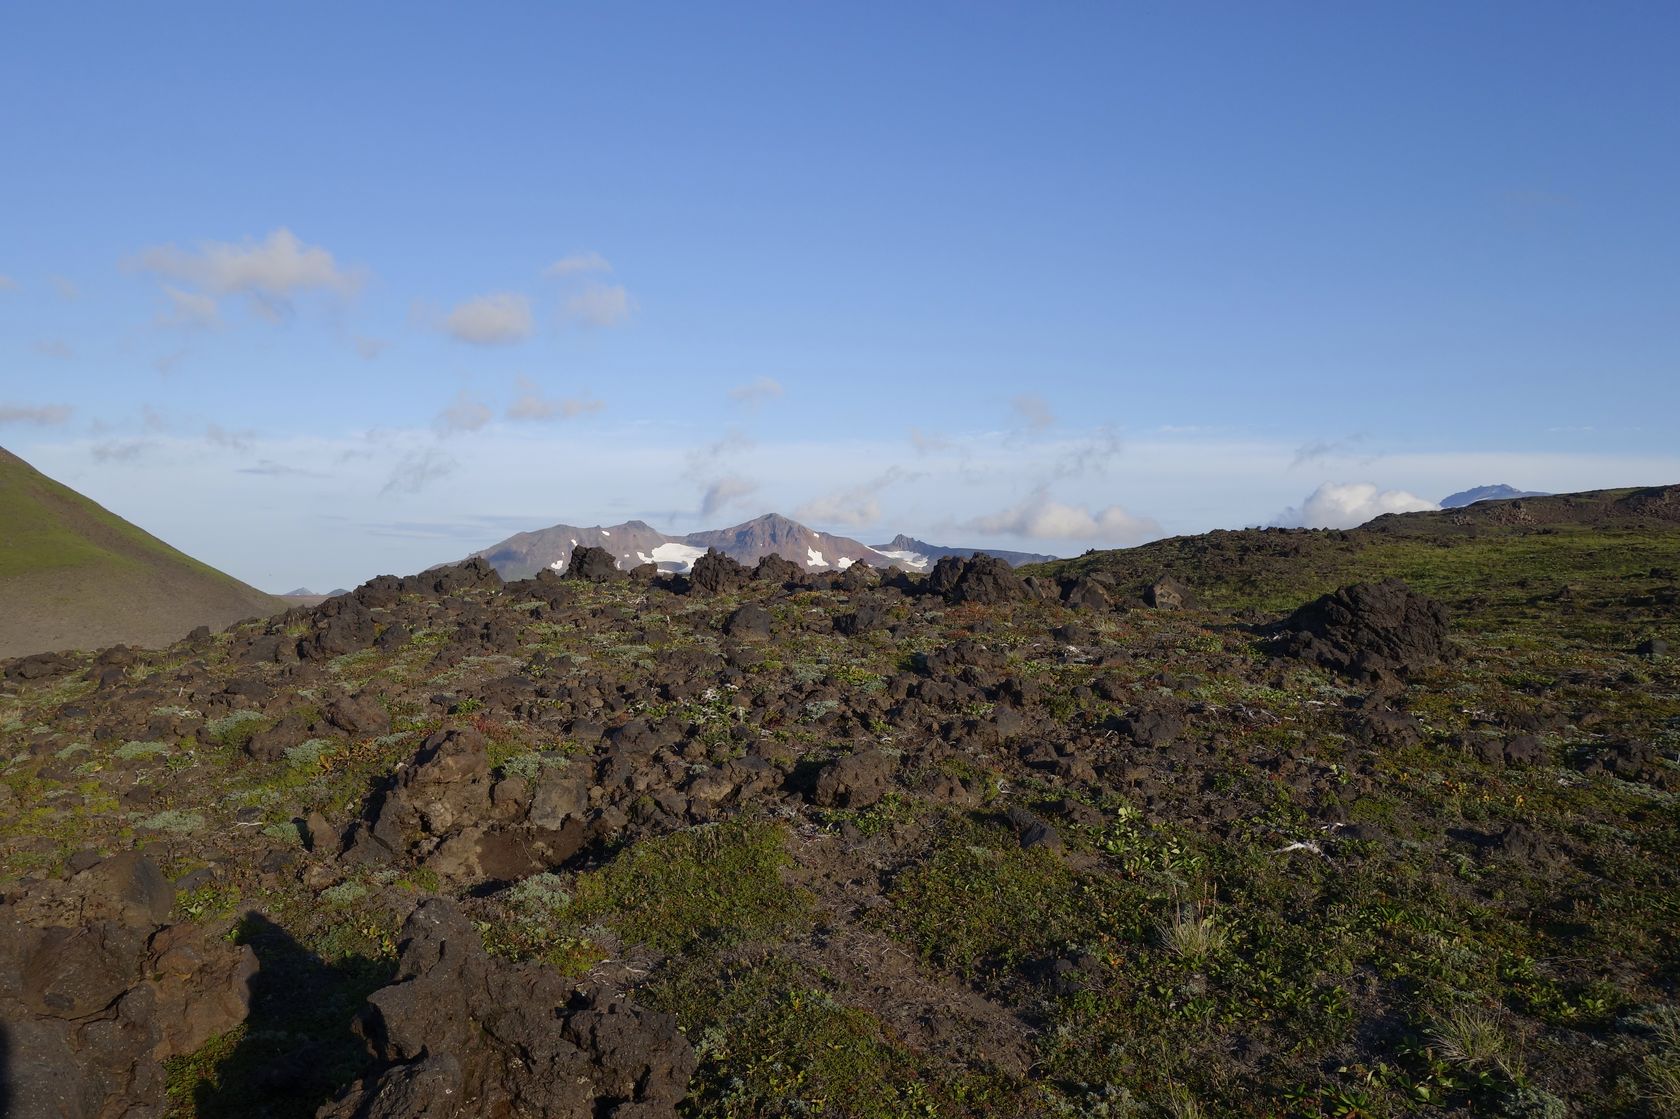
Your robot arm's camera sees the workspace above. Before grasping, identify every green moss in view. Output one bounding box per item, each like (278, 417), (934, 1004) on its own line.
(653, 956), (1027, 1118)
(138, 809), (206, 833)
(570, 820), (810, 955)
(204, 710), (268, 749)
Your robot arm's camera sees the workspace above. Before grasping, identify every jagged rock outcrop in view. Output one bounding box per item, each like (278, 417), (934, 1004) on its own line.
(0, 853), (256, 1119)
(565, 545), (623, 583)
(344, 729), (586, 883)
(1275, 578), (1450, 682)
(317, 898), (695, 1119)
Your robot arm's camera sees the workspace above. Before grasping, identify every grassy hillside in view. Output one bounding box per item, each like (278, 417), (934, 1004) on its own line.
(0, 446), (284, 656)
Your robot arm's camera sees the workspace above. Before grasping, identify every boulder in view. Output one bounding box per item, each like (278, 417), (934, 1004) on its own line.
(565, 546), (621, 583)
(753, 553), (803, 585)
(527, 774), (589, 830)
(1145, 576), (1195, 610)
(1062, 577), (1111, 612)
(833, 599), (890, 637)
(322, 692), (391, 738)
(1275, 579), (1450, 682)
(426, 557), (503, 595)
(811, 748), (897, 809)
(0, 861), (255, 1119)
(688, 549), (748, 595)
(317, 898), (694, 1119)
(723, 604), (772, 641)
(299, 599), (377, 660)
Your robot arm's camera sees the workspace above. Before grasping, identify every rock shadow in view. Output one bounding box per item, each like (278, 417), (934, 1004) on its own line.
(1, 1020), (11, 1117)
(186, 912), (394, 1119)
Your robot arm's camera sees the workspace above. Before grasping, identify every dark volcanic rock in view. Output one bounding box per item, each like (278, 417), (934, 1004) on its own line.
(927, 553), (1029, 606)
(1062, 577), (1112, 612)
(688, 548), (748, 595)
(753, 553), (803, 585)
(426, 557), (503, 595)
(1145, 576), (1195, 610)
(723, 604), (773, 641)
(565, 545), (622, 583)
(0, 855), (255, 1119)
(1275, 579), (1450, 682)
(300, 598), (378, 660)
(5, 651), (76, 683)
(811, 748), (896, 809)
(318, 898), (694, 1119)
(323, 692), (391, 737)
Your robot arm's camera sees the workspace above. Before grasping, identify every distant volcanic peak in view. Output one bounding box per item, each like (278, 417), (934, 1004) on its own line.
(683, 513), (892, 571)
(1440, 484), (1552, 509)
(869, 535), (1056, 569)
(474, 512), (897, 579)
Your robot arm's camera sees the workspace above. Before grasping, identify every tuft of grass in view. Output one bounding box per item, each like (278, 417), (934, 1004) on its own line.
(1162, 1083), (1208, 1119)
(321, 881), (368, 907)
(116, 739), (171, 761)
(138, 809), (206, 833)
(1429, 1005), (1523, 1081)
(205, 709), (268, 749)
(1644, 1006), (1680, 1118)
(1155, 905), (1227, 964)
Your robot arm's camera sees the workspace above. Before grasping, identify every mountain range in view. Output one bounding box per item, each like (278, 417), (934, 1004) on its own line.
(469, 513), (1055, 580)
(1440, 483), (1551, 508)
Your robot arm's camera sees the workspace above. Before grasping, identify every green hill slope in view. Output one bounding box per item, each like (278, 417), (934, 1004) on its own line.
(0, 445), (284, 657)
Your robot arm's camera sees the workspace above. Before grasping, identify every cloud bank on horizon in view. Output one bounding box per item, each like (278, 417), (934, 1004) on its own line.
(1275, 482), (1440, 530)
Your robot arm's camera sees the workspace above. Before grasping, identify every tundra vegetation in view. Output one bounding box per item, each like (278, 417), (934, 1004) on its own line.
(1, 485), (1677, 1118)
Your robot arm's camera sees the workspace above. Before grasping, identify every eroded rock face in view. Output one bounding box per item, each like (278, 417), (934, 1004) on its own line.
(688, 549), (748, 595)
(0, 854), (256, 1119)
(317, 898), (695, 1119)
(926, 554), (1030, 606)
(1275, 579), (1450, 682)
(812, 748), (896, 809)
(566, 545), (622, 583)
(343, 729), (588, 884)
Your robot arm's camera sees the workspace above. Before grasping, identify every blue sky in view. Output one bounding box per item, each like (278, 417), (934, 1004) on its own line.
(2, 3), (1677, 590)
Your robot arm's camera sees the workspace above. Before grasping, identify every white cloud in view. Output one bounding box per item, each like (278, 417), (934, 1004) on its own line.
(1291, 434), (1373, 468)
(0, 403), (72, 426)
(444, 292), (532, 345)
(353, 335), (388, 360)
(543, 251), (612, 278)
(728, 377), (784, 405)
(0, 274), (17, 291)
(507, 377), (604, 421)
(382, 447), (458, 495)
(91, 439), (153, 463)
(34, 339), (74, 359)
(796, 493), (880, 528)
(131, 228), (362, 317)
(795, 467), (914, 529)
(158, 285), (220, 328)
(701, 475), (758, 517)
(204, 423), (255, 450)
(968, 488), (1159, 544)
(909, 427), (951, 454)
(436, 390), (493, 434)
(1012, 394), (1055, 431)
(563, 283), (633, 327)
(51, 275), (80, 300)
(1276, 481), (1439, 529)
